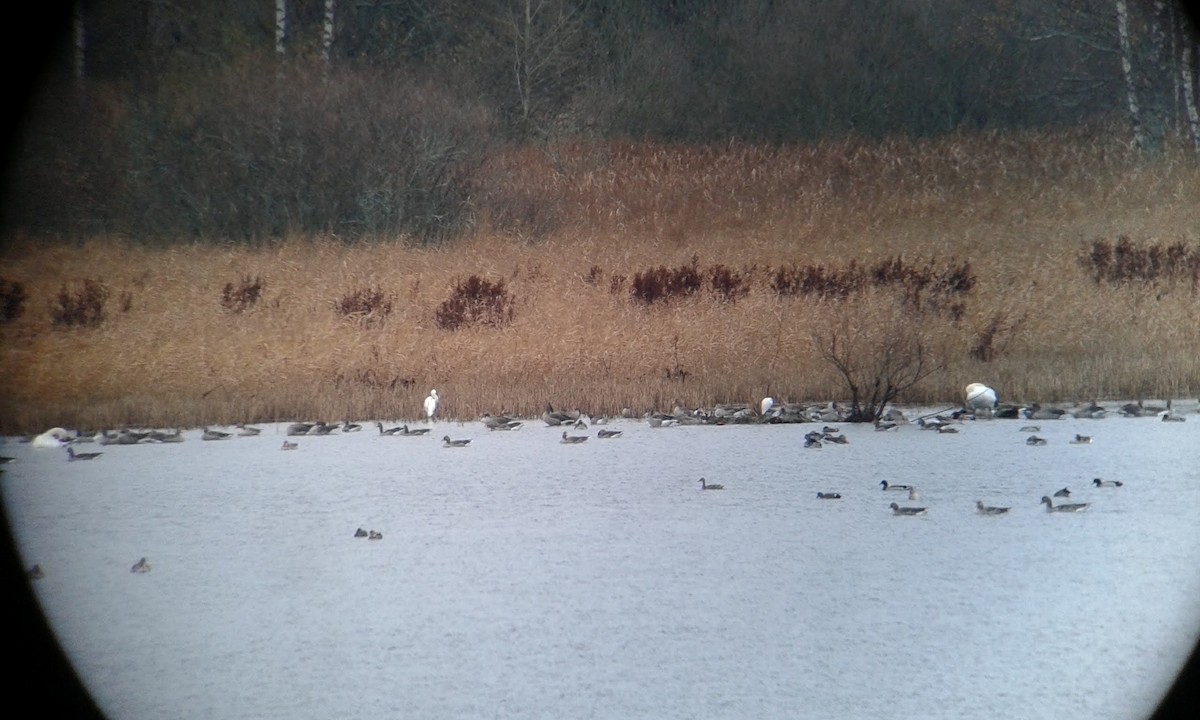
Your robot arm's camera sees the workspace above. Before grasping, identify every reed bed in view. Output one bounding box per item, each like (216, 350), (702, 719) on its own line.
(2, 125), (1199, 433)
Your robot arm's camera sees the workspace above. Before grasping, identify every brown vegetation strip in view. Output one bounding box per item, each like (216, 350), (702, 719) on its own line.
(2, 128), (1199, 432)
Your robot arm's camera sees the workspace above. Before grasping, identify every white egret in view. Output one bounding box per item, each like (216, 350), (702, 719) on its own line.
(424, 389), (439, 422)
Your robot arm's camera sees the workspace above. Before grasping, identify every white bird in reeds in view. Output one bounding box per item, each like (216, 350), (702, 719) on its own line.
(424, 389), (439, 422)
(31, 427), (73, 448)
(1041, 496), (1089, 513)
(964, 383), (998, 413)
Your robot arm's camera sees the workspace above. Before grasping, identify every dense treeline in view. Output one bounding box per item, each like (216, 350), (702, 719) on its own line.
(3, 0), (1198, 242)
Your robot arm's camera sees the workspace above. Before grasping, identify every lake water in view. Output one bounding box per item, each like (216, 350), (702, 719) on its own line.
(3, 410), (1199, 720)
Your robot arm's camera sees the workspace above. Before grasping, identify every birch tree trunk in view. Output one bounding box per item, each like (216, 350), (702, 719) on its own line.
(322, 0), (336, 71)
(1115, 0), (1146, 149)
(276, 0), (287, 59)
(1182, 28), (1200, 153)
(73, 1), (85, 89)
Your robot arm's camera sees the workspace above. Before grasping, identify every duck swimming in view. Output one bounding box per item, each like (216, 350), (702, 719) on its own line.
(560, 431), (588, 444)
(880, 480), (913, 492)
(699, 478), (724, 490)
(816, 492), (842, 499)
(976, 500), (1010, 515)
(890, 502), (927, 516)
(442, 435), (471, 447)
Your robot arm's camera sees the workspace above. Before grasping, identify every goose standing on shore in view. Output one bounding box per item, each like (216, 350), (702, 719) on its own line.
(424, 390), (439, 423)
(1041, 496), (1089, 513)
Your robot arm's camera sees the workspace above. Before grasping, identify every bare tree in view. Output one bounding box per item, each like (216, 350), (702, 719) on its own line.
(811, 306), (944, 423)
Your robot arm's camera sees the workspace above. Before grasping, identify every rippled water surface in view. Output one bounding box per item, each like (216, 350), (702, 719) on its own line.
(3, 411), (1199, 720)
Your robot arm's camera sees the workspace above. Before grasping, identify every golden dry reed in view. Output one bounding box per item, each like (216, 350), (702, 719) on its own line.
(2, 124), (1199, 433)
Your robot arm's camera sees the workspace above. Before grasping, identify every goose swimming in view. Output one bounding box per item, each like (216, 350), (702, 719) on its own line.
(560, 431), (588, 444)
(880, 480), (913, 492)
(976, 500), (1010, 515)
(67, 447), (102, 461)
(354, 528), (368, 538)
(341, 420), (363, 432)
(816, 492), (842, 499)
(1053, 487), (1071, 498)
(597, 429), (623, 438)
(400, 425), (431, 436)
(1070, 434), (1092, 444)
(130, 557), (151, 573)
(442, 435), (471, 448)
(202, 427), (233, 441)
(699, 478), (724, 490)
(890, 502), (927, 516)
(368, 531), (383, 540)
(237, 424), (262, 436)
(543, 402), (578, 426)
(376, 421), (403, 435)
(281, 440), (298, 450)
(287, 422), (314, 436)
(1041, 496), (1089, 513)
(1093, 478), (1124, 488)
(1026, 435), (1048, 446)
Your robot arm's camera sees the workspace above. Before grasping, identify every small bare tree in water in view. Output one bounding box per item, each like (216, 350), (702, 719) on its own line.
(812, 303), (943, 422)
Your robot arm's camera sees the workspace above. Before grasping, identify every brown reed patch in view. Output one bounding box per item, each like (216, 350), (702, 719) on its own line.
(221, 275), (265, 313)
(50, 279), (108, 328)
(434, 275), (515, 331)
(333, 286), (394, 326)
(1082, 236), (1200, 290)
(0, 277), (27, 323)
